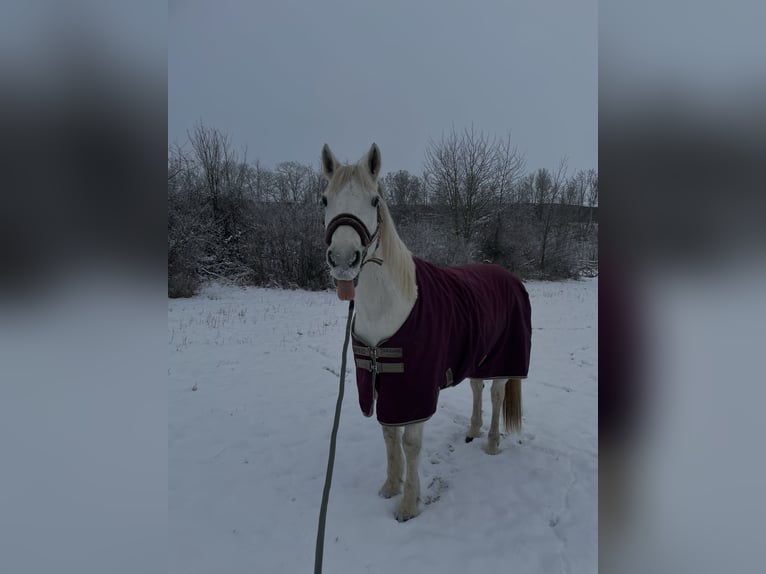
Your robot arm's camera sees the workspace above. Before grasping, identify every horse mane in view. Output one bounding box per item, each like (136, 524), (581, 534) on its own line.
(376, 182), (417, 302)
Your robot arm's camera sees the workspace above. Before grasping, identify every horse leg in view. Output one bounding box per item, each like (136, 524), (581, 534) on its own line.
(487, 379), (506, 454)
(465, 378), (484, 442)
(396, 422), (423, 522)
(379, 425), (403, 498)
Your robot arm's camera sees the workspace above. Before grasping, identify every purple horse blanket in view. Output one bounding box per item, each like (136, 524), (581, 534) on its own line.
(352, 257), (531, 426)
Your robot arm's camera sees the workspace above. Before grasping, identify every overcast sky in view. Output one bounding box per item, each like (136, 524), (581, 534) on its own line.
(169, 0), (596, 175)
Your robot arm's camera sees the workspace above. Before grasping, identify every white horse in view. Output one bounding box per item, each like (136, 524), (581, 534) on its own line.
(321, 143), (528, 521)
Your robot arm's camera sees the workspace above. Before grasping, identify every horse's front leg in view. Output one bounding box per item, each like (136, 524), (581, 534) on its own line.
(396, 422), (423, 522)
(379, 425), (403, 498)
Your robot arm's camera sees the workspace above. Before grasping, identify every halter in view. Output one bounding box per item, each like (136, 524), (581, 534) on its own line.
(324, 206), (384, 269)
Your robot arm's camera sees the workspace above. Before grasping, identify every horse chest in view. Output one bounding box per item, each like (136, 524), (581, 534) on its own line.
(352, 279), (414, 347)
(352, 314), (403, 348)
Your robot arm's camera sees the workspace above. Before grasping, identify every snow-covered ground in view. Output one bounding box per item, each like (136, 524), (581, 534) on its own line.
(169, 278), (597, 573)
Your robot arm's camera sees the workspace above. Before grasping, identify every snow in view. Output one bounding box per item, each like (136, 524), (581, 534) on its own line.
(169, 278), (597, 573)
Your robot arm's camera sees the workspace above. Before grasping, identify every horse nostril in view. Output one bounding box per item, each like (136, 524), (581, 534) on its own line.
(327, 251), (337, 267)
(351, 251), (361, 267)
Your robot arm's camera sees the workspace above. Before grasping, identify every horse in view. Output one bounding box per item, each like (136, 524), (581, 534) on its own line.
(321, 143), (531, 521)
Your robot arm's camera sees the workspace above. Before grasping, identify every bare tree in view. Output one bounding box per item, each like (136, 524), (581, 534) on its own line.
(492, 133), (526, 206)
(274, 161), (312, 203)
(424, 128), (462, 234)
(537, 159), (568, 272)
(167, 144), (187, 183)
(168, 144), (200, 199)
(305, 165), (326, 205)
(424, 127), (523, 240)
(383, 170), (423, 206)
(246, 160), (270, 201)
(460, 126), (495, 239)
(514, 173), (535, 204)
(587, 169), (598, 208)
(188, 122), (236, 217)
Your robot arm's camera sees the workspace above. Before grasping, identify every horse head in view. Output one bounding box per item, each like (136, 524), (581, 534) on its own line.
(320, 143), (383, 300)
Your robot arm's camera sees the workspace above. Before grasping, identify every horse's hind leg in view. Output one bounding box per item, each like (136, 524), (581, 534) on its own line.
(396, 422), (423, 522)
(379, 425), (403, 498)
(487, 379), (506, 455)
(465, 378), (484, 442)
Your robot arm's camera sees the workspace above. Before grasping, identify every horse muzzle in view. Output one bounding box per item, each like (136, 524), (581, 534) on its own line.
(326, 243), (362, 279)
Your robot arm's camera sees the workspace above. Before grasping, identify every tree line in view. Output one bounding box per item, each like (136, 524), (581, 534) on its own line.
(168, 123), (597, 297)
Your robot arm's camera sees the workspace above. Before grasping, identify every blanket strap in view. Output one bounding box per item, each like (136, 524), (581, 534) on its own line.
(353, 358), (404, 373)
(353, 345), (405, 375)
(352, 345), (403, 359)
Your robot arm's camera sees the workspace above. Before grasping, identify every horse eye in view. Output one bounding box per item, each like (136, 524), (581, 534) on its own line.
(321, 196), (327, 207)
(371, 196), (379, 207)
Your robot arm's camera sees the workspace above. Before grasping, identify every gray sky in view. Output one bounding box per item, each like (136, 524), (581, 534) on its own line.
(169, 0), (596, 175)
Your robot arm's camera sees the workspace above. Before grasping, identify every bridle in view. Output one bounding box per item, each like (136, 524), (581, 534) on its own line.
(324, 205), (384, 271)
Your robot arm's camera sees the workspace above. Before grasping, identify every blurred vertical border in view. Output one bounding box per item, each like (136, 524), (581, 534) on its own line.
(600, 1), (766, 572)
(0, 2), (166, 573)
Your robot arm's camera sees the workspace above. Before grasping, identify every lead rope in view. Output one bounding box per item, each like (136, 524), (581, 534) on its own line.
(314, 299), (354, 574)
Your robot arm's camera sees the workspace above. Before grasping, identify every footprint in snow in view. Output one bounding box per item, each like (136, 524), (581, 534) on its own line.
(424, 476), (449, 505)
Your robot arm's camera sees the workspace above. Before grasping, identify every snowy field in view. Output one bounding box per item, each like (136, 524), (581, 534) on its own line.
(168, 278), (597, 573)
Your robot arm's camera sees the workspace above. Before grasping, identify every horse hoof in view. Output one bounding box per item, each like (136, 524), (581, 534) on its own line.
(395, 509), (419, 522)
(465, 436), (474, 443)
(379, 484), (401, 499)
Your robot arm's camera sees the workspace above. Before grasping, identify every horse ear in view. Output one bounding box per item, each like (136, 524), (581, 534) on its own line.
(366, 143), (381, 179)
(321, 144), (338, 179)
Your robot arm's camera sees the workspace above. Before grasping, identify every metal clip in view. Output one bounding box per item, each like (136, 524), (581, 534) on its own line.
(369, 347), (378, 374)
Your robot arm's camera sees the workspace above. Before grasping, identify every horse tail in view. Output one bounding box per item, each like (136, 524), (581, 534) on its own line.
(503, 378), (522, 433)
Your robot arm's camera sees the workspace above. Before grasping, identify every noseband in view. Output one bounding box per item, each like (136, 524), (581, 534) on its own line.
(325, 207), (383, 268)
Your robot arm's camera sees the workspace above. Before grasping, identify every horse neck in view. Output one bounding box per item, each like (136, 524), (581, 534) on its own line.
(353, 240), (416, 347)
